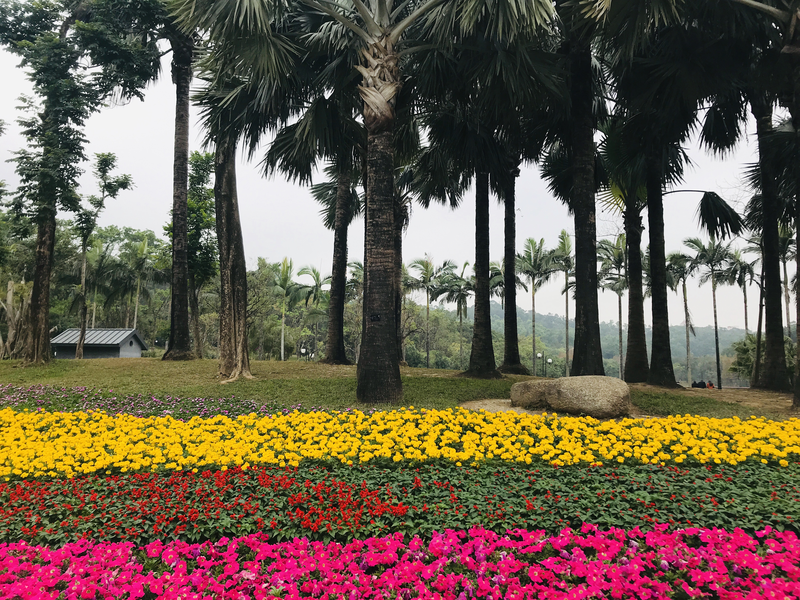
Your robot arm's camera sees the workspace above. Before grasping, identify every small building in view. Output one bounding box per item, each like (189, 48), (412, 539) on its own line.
(51, 328), (148, 359)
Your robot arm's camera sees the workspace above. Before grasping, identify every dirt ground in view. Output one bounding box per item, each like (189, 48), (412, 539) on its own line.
(460, 383), (797, 418)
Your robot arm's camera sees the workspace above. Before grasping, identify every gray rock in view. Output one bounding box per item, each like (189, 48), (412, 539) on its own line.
(510, 376), (631, 418)
(510, 379), (553, 409)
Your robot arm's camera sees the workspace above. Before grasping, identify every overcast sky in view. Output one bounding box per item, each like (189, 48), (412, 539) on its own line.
(0, 50), (788, 333)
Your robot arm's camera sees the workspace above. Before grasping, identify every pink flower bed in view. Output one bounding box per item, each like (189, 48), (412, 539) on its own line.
(1, 524), (798, 599)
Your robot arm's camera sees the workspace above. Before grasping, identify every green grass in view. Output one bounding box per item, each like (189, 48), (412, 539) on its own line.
(0, 358), (525, 411)
(630, 389), (792, 421)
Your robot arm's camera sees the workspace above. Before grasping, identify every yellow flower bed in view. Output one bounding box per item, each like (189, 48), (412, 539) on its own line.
(1, 407), (798, 479)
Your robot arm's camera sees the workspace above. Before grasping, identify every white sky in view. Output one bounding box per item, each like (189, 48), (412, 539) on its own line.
(0, 50), (788, 331)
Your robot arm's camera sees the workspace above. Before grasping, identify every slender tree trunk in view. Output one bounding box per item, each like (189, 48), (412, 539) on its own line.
(499, 171), (528, 374)
(163, 32), (195, 361)
(25, 212), (56, 364)
(459, 312), (464, 370)
(532, 287), (537, 374)
(753, 272), (764, 386)
(426, 290), (430, 368)
(712, 274), (722, 389)
(214, 135), (252, 381)
(750, 95), (790, 390)
(783, 258), (792, 340)
(564, 271), (570, 377)
(189, 274), (202, 359)
(683, 280), (691, 385)
(76, 245), (88, 359)
(569, 44), (604, 377)
(646, 147), (677, 387)
(91, 284), (98, 329)
(624, 207), (649, 382)
(742, 286), (749, 334)
(4, 281), (15, 359)
(321, 173), (352, 364)
(281, 303), (286, 360)
(133, 278), (141, 330)
(465, 171), (499, 377)
(357, 129), (402, 403)
(617, 292), (623, 379)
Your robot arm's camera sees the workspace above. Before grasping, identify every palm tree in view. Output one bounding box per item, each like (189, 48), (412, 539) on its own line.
(408, 256), (454, 368)
(432, 262), (472, 370)
(554, 230), (574, 377)
(273, 258), (303, 361)
(598, 236), (627, 379)
(516, 238), (557, 374)
(298, 265), (332, 358)
(666, 252), (696, 385)
(778, 225), (796, 339)
(685, 237), (734, 389)
(724, 249), (757, 334)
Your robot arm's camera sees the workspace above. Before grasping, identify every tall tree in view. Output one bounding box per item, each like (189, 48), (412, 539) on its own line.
(666, 251), (696, 385)
(516, 238), (556, 374)
(0, 0), (159, 364)
(408, 256), (454, 368)
(598, 236), (627, 379)
(724, 248), (757, 334)
(432, 262), (472, 370)
(685, 236), (733, 389)
(273, 258), (302, 361)
(554, 230), (573, 377)
(74, 154), (132, 358)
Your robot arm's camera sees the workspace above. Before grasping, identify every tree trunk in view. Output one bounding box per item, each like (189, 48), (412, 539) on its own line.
(189, 273), (203, 358)
(645, 147), (677, 387)
(91, 284), (98, 329)
(321, 173), (352, 364)
(569, 44), (604, 377)
(163, 32), (195, 361)
(742, 286), (749, 334)
(214, 135), (252, 381)
(783, 258), (792, 340)
(75, 245), (88, 359)
(753, 269), (764, 386)
(394, 193), (405, 366)
(617, 291), (623, 379)
(425, 289), (430, 368)
(532, 287), (537, 374)
(712, 274), (722, 389)
(499, 171), (528, 374)
(465, 171), (499, 378)
(564, 271), (570, 377)
(133, 277), (141, 330)
(624, 206), (649, 382)
(683, 280), (691, 385)
(357, 129), (402, 403)
(25, 212), (56, 364)
(750, 95), (790, 390)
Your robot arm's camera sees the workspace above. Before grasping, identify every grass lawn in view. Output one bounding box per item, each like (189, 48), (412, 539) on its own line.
(0, 357), (795, 419)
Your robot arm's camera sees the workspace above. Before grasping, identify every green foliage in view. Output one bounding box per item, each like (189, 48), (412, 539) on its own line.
(729, 333), (796, 386)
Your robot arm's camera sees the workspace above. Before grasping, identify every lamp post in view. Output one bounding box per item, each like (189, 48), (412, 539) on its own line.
(536, 352), (542, 377)
(301, 347), (307, 361)
(546, 357), (552, 377)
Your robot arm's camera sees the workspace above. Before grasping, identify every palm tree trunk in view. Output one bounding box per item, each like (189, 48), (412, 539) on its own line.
(646, 146), (678, 387)
(25, 212), (56, 364)
(459, 312), (464, 370)
(742, 286), (749, 334)
(214, 135), (252, 380)
(750, 95), (790, 390)
(683, 279), (691, 385)
(322, 171), (352, 365)
(712, 274), (722, 389)
(466, 171), (499, 377)
(426, 289), (430, 368)
(189, 273), (202, 359)
(624, 207), (649, 382)
(163, 32), (195, 361)
(357, 127), (402, 403)
(617, 292), (623, 379)
(783, 258), (792, 340)
(499, 172), (528, 374)
(281, 303), (286, 361)
(569, 44), (604, 377)
(564, 270), (570, 377)
(76, 245), (88, 359)
(753, 271), (765, 386)
(532, 286), (537, 374)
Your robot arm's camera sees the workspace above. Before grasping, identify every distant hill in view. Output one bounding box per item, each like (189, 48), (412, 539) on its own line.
(464, 301), (748, 359)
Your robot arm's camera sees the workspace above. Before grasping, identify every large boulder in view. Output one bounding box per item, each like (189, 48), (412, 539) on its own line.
(511, 376), (631, 419)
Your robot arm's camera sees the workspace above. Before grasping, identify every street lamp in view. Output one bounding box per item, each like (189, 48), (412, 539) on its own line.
(546, 358), (552, 377)
(301, 347), (307, 361)
(536, 353), (542, 377)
